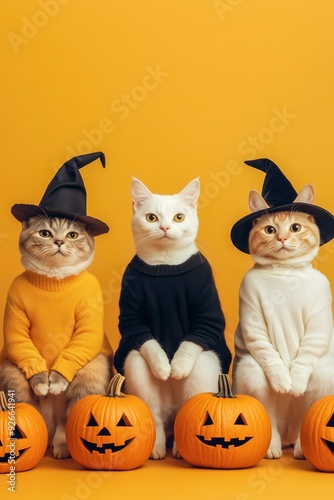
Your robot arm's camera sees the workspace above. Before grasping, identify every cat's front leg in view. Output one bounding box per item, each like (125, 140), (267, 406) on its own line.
(140, 339), (171, 380)
(170, 341), (203, 380)
(49, 370), (69, 395)
(264, 362), (292, 394)
(289, 366), (309, 397)
(29, 371), (49, 396)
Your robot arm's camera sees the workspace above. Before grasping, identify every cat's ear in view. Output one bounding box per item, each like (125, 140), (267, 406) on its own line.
(21, 219), (33, 230)
(178, 178), (200, 207)
(248, 190), (270, 213)
(294, 184), (314, 204)
(131, 178), (152, 211)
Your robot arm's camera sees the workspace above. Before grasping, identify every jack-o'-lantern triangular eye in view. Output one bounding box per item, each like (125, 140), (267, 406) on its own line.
(234, 414), (247, 425)
(203, 412), (214, 426)
(326, 413), (334, 428)
(11, 425), (27, 439)
(117, 413), (133, 427)
(87, 413), (99, 427)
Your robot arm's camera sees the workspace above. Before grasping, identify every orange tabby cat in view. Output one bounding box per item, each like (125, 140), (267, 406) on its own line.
(233, 186), (334, 459)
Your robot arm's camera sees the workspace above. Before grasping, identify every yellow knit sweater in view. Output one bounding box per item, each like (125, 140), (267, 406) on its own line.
(1, 270), (112, 382)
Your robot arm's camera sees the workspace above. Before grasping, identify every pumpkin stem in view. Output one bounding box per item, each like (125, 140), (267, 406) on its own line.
(107, 373), (126, 397)
(0, 391), (9, 411)
(215, 374), (236, 399)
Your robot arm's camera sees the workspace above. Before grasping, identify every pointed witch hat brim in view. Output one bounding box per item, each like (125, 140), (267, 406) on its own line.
(230, 158), (334, 254)
(11, 152), (109, 236)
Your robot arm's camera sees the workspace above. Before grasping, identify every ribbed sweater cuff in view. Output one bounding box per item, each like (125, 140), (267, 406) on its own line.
(51, 358), (81, 382)
(24, 360), (48, 380)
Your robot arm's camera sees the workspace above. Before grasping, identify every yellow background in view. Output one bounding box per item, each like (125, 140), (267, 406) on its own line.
(1, 0), (334, 498)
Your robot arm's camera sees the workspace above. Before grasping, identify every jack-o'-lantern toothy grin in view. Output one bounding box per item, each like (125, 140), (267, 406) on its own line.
(0, 447), (30, 463)
(195, 435), (253, 448)
(80, 436), (134, 454)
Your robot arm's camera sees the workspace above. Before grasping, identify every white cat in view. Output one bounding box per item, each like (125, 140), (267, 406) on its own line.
(233, 185), (334, 459)
(114, 178), (231, 459)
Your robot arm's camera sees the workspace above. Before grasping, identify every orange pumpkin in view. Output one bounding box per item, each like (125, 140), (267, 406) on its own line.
(174, 374), (271, 469)
(66, 373), (155, 470)
(301, 395), (334, 471)
(0, 391), (48, 473)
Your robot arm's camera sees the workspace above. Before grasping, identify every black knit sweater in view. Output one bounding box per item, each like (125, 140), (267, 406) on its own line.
(114, 252), (231, 374)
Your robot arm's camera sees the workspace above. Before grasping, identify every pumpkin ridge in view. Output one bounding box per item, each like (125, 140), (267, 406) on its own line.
(0, 392), (9, 412)
(301, 396), (334, 471)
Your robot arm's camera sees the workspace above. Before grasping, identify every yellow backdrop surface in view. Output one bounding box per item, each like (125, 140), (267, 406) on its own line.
(1, 1), (334, 498)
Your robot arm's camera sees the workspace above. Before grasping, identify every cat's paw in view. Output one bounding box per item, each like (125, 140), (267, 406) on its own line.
(170, 358), (193, 379)
(49, 371), (69, 395)
(150, 443), (166, 460)
(290, 370), (309, 397)
(270, 377), (292, 394)
(140, 340), (171, 380)
(53, 443), (70, 459)
(150, 360), (171, 381)
(172, 441), (181, 459)
(170, 341), (203, 380)
(266, 445), (282, 459)
(293, 439), (305, 460)
(29, 372), (49, 396)
(266, 366), (292, 394)
(265, 434), (282, 459)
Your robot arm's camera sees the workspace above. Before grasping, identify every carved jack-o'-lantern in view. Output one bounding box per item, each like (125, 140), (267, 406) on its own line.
(66, 374), (156, 470)
(174, 374), (271, 469)
(301, 395), (334, 471)
(0, 391), (48, 473)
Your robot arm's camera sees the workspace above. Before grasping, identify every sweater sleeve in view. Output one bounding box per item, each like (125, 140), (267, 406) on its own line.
(291, 276), (333, 376)
(51, 276), (105, 382)
(118, 268), (154, 351)
(185, 261), (226, 350)
(238, 274), (286, 372)
(3, 279), (48, 378)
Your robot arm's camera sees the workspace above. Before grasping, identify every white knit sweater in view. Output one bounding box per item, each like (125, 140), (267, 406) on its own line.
(235, 263), (333, 378)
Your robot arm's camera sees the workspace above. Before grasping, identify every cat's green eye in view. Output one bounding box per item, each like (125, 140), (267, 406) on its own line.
(67, 231), (79, 240)
(290, 223), (301, 233)
(39, 230), (52, 238)
(264, 225), (276, 235)
(146, 213), (158, 223)
(174, 213), (185, 222)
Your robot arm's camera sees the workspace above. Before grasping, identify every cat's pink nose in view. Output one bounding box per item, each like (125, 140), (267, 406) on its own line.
(277, 236), (287, 242)
(160, 226), (169, 233)
(55, 240), (64, 247)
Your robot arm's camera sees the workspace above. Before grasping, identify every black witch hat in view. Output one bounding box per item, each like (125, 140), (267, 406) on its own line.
(11, 152), (109, 236)
(230, 158), (334, 254)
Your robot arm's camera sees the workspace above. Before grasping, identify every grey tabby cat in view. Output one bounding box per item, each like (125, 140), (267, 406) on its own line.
(0, 216), (113, 458)
(0, 153), (114, 459)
